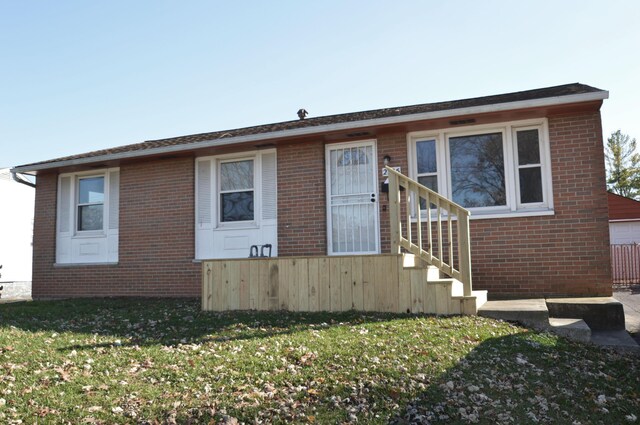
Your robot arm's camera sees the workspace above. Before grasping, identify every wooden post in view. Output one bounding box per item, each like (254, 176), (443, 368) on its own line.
(457, 210), (473, 297)
(388, 168), (401, 254)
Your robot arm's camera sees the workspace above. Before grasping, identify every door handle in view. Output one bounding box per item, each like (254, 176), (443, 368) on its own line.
(370, 193), (376, 202)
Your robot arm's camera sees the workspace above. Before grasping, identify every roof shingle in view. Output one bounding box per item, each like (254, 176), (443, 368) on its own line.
(15, 83), (605, 170)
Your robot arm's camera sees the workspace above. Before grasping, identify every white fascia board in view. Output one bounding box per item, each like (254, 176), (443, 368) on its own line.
(609, 218), (640, 223)
(12, 90), (609, 174)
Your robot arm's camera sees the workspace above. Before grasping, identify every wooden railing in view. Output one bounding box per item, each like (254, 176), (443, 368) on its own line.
(386, 166), (473, 296)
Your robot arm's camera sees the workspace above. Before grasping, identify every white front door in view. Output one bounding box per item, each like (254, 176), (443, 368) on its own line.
(326, 141), (380, 255)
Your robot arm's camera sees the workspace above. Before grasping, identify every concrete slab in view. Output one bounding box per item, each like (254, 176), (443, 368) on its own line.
(613, 285), (640, 339)
(0, 281), (32, 303)
(549, 318), (591, 343)
(546, 297), (625, 331)
(478, 299), (549, 329)
(590, 330), (640, 353)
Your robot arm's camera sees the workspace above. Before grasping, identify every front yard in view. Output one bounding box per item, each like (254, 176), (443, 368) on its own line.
(0, 298), (638, 424)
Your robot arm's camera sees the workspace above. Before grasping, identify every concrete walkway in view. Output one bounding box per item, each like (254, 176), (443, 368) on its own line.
(613, 284), (640, 344)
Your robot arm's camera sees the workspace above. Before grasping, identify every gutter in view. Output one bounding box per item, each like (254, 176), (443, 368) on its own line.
(11, 90), (609, 174)
(11, 171), (36, 188)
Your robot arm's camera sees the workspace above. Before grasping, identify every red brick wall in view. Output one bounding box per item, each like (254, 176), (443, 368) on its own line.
(32, 158), (201, 298)
(277, 140), (327, 256)
(467, 111), (610, 298)
(274, 114), (611, 297)
(32, 111), (611, 299)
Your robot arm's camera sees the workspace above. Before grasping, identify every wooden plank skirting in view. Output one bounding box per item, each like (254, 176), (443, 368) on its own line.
(202, 254), (478, 315)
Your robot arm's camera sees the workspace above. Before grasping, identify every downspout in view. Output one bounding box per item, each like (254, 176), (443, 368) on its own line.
(10, 171), (36, 188)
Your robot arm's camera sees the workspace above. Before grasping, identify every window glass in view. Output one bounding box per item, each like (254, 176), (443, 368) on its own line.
(416, 140), (437, 173)
(220, 159), (255, 222)
(78, 177), (104, 204)
(517, 130), (541, 165)
(418, 175), (438, 192)
(221, 192), (254, 222)
(77, 176), (105, 231)
(519, 168), (543, 203)
(221, 160), (253, 191)
(516, 129), (544, 204)
(450, 132), (506, 207)
(78, 205), (104, 231)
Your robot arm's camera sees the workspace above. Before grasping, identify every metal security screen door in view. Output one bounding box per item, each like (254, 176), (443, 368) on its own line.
(326, 141), (380, 255)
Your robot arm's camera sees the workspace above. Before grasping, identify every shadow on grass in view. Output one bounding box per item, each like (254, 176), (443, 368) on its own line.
(389, 331), (640, 424)
(0, 297), (414, 352)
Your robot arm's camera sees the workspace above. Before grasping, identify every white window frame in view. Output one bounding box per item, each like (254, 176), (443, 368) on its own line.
(75, 174), (107, 235)
(408, 118), (554, 220)
(217, 157), (257, 227)
(195, 149), (278, 260)
(56, 167), (119, 264)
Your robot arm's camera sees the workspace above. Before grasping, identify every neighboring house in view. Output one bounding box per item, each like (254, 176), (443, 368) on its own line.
(12, 83), (612, 302)
(0, 168), (34, 289)
(608, 192), (640, 244)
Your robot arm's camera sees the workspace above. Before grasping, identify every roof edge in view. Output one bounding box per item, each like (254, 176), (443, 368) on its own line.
(12, 90), (608, 174)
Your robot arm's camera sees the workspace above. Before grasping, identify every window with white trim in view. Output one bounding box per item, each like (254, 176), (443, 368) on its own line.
(195, 150), (278, 259)
(77, 176), (105, 231)
(409, 119), (553, 218)
(56, 168), (119, 264)
(219, 159), (255, 223)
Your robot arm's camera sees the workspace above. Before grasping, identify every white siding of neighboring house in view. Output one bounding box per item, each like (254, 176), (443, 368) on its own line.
(609, 221), (640, 245)
(0, 168), (34, 283)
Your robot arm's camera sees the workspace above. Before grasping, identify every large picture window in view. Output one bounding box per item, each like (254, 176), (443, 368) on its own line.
(449, 132), (506, 208)
(409, 119), (552, 218)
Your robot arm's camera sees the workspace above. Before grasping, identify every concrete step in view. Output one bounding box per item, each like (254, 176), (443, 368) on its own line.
(549, 318), (591, 343)
(546, 297), (625, 331)
(590, 330), (640, 353)
(478, 299), (549, 329)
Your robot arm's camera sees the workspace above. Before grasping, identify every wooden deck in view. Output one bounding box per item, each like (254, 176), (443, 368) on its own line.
(202, 254), (484, 315)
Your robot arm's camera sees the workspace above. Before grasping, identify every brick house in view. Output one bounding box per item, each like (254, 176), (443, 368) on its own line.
(608, 192), (640, 244)
(12, 83), (612, 302)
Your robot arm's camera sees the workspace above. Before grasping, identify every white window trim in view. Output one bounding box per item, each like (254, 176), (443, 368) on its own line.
(407, 118), (554, 220)
(217, 156), (258, 229)
(75, 174), (107, 235)
(195, 149), (278, 260)
(56, 167), (119, 264)
(59, 169), (118, 237)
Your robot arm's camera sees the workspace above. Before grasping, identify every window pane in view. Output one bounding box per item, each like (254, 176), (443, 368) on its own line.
(517, 130), (540, 165)
(519, 167), (543, 203)
(78, 204), (103, 231)
(221, 192), (254, 222)
(221, 160), (253, 191)
(418, 175), (438, 192)
(416, 140), (437, 173)
(78, 177), (104, 204)
(418, 176), (438, 210)
(450, 133), (506, 207)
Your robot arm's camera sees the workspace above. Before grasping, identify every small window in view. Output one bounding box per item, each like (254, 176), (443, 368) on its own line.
(220, 160), (254, 222)
(515, 129), (544, 204)
(77, 176), (104, 231)
(416, 139), (438, 192)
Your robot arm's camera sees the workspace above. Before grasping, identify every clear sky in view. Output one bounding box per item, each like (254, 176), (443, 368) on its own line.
(1, 0), (639, 169)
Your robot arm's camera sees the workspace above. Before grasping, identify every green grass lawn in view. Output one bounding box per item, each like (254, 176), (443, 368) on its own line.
(0, 299), (638, 424)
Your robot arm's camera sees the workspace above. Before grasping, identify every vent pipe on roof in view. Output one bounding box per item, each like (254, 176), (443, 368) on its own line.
(297, 109), (308, 120)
